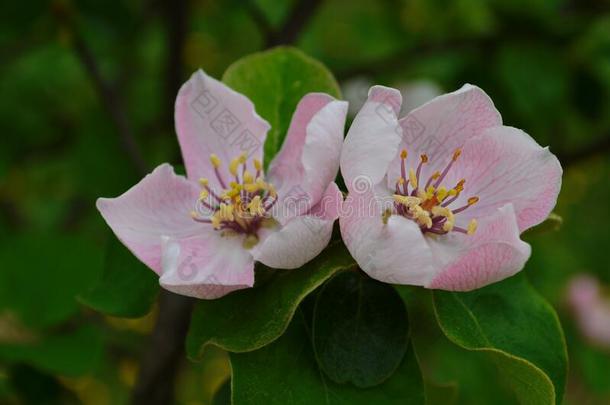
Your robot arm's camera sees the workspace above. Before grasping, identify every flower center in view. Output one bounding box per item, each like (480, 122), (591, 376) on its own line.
(387, 148), (478, 236)
(190, 153), (278, 248)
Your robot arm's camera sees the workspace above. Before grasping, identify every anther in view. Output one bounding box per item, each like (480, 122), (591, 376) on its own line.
(467, 219), (478, 235)
(210, 154), (221, 168)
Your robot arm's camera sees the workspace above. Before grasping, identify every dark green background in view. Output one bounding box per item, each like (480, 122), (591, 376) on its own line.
(1, 0), (609, 403)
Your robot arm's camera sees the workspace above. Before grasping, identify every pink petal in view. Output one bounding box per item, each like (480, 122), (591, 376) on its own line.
(160, 233), (254, 299)
(175, 69), (271, 184)
(439, 126), (562, 232)
(268, 93), (347, 222)
(252, 182), (342, 269)
(568, 275), (610, 347)
(386, 84), (502, 189)
(426, 204), (531, 291)
(341, 86), (403, 191)
(340, 189), (436, 285)
(96, 164), (203, 274)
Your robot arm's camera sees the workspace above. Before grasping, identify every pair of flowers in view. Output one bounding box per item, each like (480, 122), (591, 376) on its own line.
(97, 70), (562, 299)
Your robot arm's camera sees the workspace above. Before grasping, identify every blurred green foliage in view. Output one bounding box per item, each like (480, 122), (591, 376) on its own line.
(1, 0), (610, 403)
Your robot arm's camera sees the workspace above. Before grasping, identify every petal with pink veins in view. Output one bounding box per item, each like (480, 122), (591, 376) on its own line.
(386, 84), (502, 188)
(340, 189), (436, 285)
(341, 86), (403, 191)
(426, 204), (531, 291)
(96, 164), (203, 275)
(439, 126), (562, 232)
(252, 182), (343, 269)
(174, 69), (270, 184)
(160, 233), (254, 299)
(268, 93), (347, 223)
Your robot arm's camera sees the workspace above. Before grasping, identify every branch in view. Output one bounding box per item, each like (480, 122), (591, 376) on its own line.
(54, 4), (194, 404)
(264, 0), (324, 47)
(131, 292), (194, 405)
(131, 1), (195, 404)
(53, 5), (148, 176)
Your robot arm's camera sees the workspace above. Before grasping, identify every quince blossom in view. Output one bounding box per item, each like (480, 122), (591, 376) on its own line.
(340, 85), (562, 290)
(97, 70), (347, 299)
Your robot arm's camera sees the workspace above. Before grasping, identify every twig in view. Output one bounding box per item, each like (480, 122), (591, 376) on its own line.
(130, 1), (195, 404)
(243, 0), (275, 43)
(54, 4), (194, 404)
(131, 292), (194, 405)
(53, 5), (148, 176)
(265, 0), (324, 47)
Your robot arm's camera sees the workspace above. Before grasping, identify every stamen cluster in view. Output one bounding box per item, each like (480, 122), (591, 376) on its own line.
(389, 148), (478, 236)
(190, 153), (278, 247)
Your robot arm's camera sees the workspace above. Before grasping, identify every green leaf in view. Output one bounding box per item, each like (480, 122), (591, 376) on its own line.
(186, 242), (356, 357)
(222, 46), (341, 168)
(79, 234), (159, 318)
(522, 212), (563, 237)
(0, 325), (103, 376)
(432, 274), (568, 405)
(0, 234), (101, 329)
(230, 313), (425, 405)
(312, 271), (409, 388)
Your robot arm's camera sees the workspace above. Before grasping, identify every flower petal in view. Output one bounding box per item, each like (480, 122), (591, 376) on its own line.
(96, 164), (202, 274)
(441, 126), (562, 232)
(160, 233), (254, 299)
(426, 204), (531, 291)
(568, 275), (610, 347)
(175, 69), (271, 183)
(340, 189), (436, 285)
(252, 182), (342, 269)
(268, 93), (347, 222)
(341, 86), (403, 191)
(386, 84), (502, 189)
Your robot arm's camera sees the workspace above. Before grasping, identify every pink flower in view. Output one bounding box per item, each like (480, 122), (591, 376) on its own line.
(568, 274), (610, 348)
(340, 85), (562, 291)
(97, 70), (347, 299)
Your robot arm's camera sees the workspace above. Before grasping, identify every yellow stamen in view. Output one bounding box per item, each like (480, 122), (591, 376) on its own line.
(425, 185), (435, 199)
(455, 179), (465, 193)
(468, 196), (479, 206)
(452, 148), (462, 161)
(397, 177), (405, 185)
(253, 159), (262, 171)
(211, 212), (222, 229)
(199, 190), (209, 200)
(442, 220), (454, 232)
(244, 183), (259, 193)
(268, 184), (277, 198)
(382, 208), (392, 224)
(229, 158), (240, 176)
(410, 205), (432, 228)
(219, 203), (234, 221)
(436, 187), (448, 202)
(248, 195), (265, 216)
(238, 152), (247, 164)
(190, 210), (198, 219)
(420, 154), (428, 163)
(210, 154), (221, 168)
(394, 195), (421, 207)
(467, 219), (478, 235)
(198, 178), (209, 187)
(409, 168), (418, 189)
(243, 170), (254, 184)
(431, 171), (441, 180)
(400, 149), (408, 159)
(431, 206), (451, 218)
